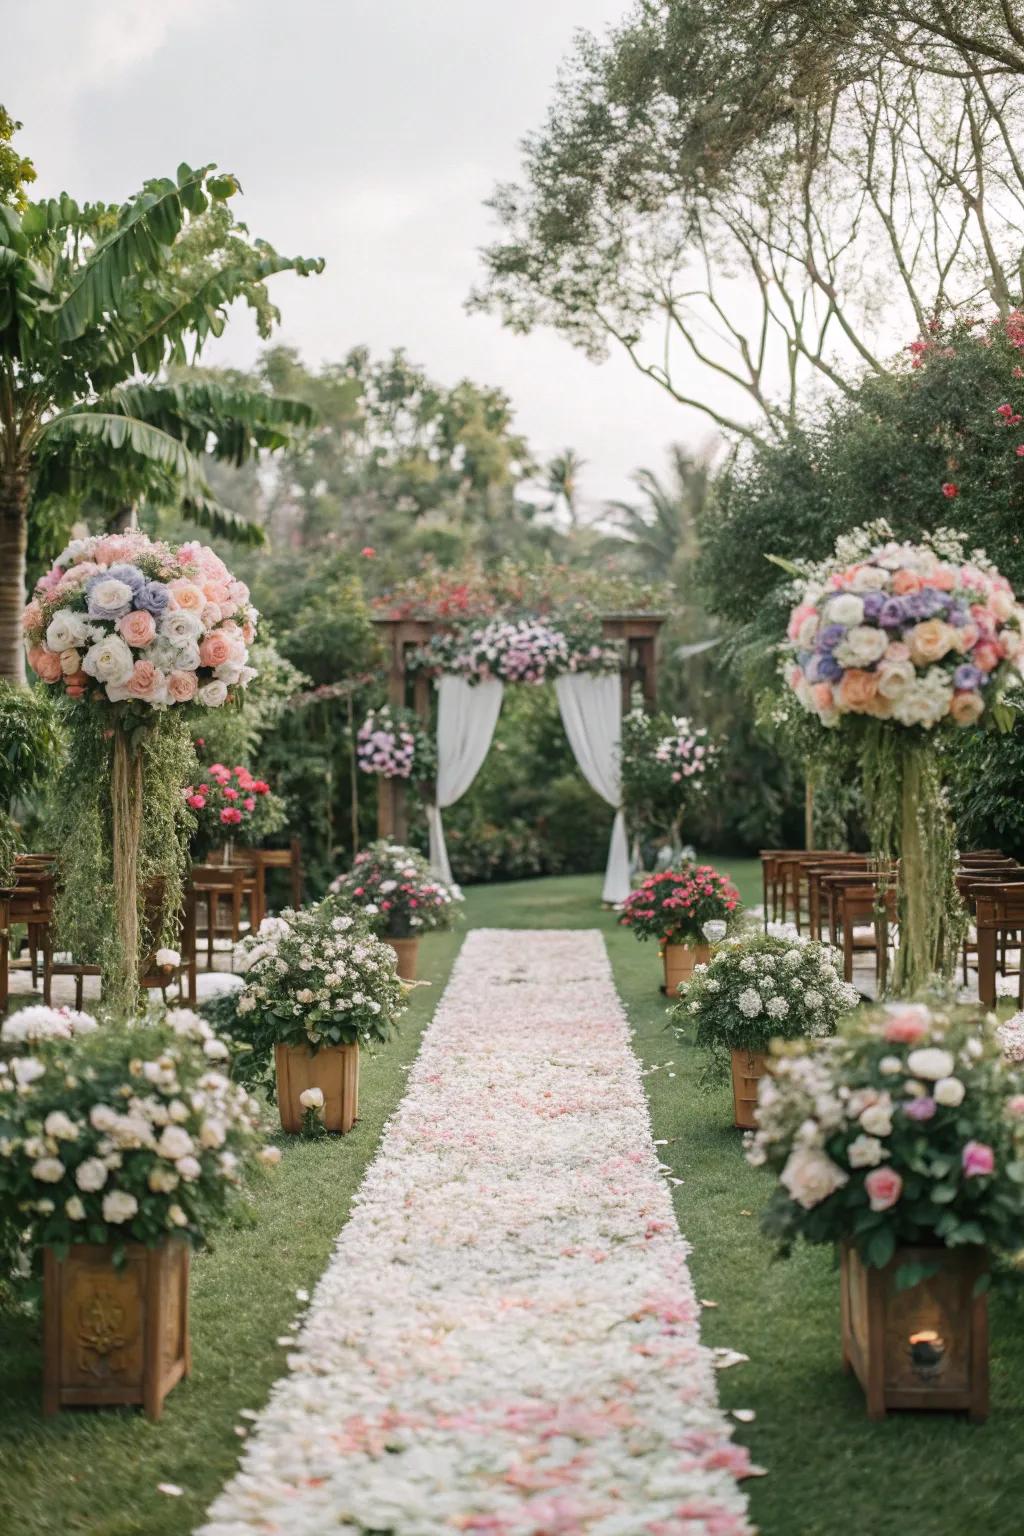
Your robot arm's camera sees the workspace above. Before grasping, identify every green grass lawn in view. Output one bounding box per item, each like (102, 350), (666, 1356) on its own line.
(2, 861), (1023, 1535)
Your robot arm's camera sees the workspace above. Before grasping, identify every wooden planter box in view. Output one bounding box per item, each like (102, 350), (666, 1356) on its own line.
(662, 942), (710, 996)
(43, 1239), (190, 1420)
(730, 1047), (769, 1130)
(839, 1239), (989, 1421)
(385, 935), (419, 981)
(275, 1041), (360, 1134)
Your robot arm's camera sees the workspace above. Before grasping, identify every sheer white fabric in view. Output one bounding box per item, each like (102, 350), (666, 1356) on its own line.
(427, 676), (504, 884)
(554, 672), (630, 904)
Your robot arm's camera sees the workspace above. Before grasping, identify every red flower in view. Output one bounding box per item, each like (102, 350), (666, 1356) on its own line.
(941, 482), (959, 498)
(361, 546), (376, 558)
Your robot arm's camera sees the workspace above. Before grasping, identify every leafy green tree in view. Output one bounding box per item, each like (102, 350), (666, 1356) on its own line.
(0, 162), (323, 681)
(0, 107), (34, 210)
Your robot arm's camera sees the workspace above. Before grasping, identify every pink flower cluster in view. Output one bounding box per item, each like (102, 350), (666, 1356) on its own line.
(357, 706), (418, 779)
(22, 531), (257, 712)
(412, 616), (622, 686)
(786, 536), (1024, 731)
(654, 716), (717, 785)
(184, 763), (271, 829)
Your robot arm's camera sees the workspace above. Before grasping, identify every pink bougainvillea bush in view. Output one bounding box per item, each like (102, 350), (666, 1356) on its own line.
(22, 530), (257, 713)
(747, 1001), (1024, 1270)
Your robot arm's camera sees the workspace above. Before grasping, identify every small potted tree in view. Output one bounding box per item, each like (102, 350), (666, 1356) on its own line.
(675, 929), (857, 1128)
(0, 1010), (269, 1420)
(746, 1000), (1024, 1419)
(329, 841), (463, 980)
(234, 905), (406, 1133)
(618, 864), (740, 994)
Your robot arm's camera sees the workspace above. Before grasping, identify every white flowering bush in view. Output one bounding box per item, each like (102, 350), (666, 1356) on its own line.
(0, 1011), (269, 1257)
(1, 1005), (99, 1047)
(674, 929), (857, 1081)
(233, 906), (407, 1053)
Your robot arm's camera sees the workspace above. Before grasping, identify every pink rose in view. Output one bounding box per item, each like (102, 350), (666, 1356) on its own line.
(117, 609), (157, 647)
(187, 793), (207, 810)
(884, 641), (911, 663)
(28, 646), (62, 684)
(883, 1011), (930, 1044)
(243, 796), (256, 811)
(864, 1167), (903, 1211)
(972, 640), (1002, 673)
(167, 670), (198, 703)
(787, 603), (818, 642)
(21, 600), (42, 633)
(199, 631), (233, 668)
(167, 579), (206, 613)
(200, 602), (223, 629)
(92, 535), (135, 568)
(126, 659), (163, 701)
(203, 579), (231, 607)
(962, 1140), (995, 1178)
(241, 621), (255, 644)
(927, 566), (957, 591)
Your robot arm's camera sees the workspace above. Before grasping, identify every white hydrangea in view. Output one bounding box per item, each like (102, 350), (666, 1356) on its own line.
(738, 988), (763, 1018)
(766, 995), (790, 1019)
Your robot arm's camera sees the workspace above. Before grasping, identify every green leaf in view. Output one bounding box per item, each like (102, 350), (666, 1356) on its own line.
(893, 1259), (941, 1292)
(865, 1226), (896, 1269)
(929, 1182), (959, 1203)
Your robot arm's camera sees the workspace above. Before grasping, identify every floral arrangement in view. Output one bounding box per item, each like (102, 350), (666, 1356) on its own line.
(746, 1000), (1024, 1270)
(371, 557), (670, 623)
(0, 1010), (271, 1255)
(329, 841), (463, 939)
(22, 529), (257, 713)
(234, 907), (406, 1051)
(410, 615), (621, 685)
(356, 705), (436, 783)
(618, 865), (740, 946)
(674, 930), (857, 1080)
(184, 760), (287, 845)
(785, 526), (1023, 733)
(621, 707), (719, 840)
(1, 1005), (99, 1047)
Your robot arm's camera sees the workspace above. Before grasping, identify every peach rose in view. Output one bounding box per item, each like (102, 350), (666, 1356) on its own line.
(21, 600), (42, 633)
(202, 580), (231, 607)
(29, 647), (62, 684)
(167, 579), (206, 613)
(952, 623), (979, 653)
(117, 609), (157, 647)
(59, 648), (81, 676)
(837, 669), (878, 712)
(811, 682), (834, 712)
(908, 619), (955, 665)
(973, 640), (1002, 673)
(241, 620), (255, 645)
(927, 566), (956, 591)
(199, 631), (233, 668)
(167, 670), (198, 703)
(891, 569), (922, 595)
(863, 691), (893, 718)
(126, 659), (163, 700)
(950, 690), (985, 727)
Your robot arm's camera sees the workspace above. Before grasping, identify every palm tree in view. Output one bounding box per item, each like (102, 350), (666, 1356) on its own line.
(0, 163), (323, 680)
(605, 444), (712, 579)
(544, 448), (586, 528)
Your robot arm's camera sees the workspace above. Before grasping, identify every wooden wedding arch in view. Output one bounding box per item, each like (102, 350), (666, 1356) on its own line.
(371, 612), (665, 841)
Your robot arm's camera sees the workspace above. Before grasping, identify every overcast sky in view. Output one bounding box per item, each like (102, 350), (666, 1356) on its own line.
(9, 0), (697, 513)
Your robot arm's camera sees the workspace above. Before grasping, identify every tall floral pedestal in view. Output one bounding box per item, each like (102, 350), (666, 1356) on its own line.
(662, 942), (709, 996)
(43, 1239), (191, 1420)
(839, 1239), (988, 1421)
(385, 936), (419, 981)
(730, 1048), (769, 1130)
(275, 1042), (360, 1134)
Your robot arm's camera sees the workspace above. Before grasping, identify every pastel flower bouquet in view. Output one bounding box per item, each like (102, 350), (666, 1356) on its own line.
(746, 1001), (1024, 1271)
(783, 523), (1024, 994)
(410, 615), (621, 685)
(328, 841), (463, 940)
(0, 1010), (268, 1259)
(675, 930), (858, 1086)
(356, 705), (436, 785)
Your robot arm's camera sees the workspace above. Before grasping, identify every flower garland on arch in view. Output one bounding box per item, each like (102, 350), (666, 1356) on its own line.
(408, 615), (622, 685)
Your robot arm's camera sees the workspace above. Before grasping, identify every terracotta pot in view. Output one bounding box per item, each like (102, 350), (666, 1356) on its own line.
(275, 1041), (360, 1134)
(730, 1047), (769, 1130)
(43, 1239), (190, 1420)
(662, 942), (710, 996)
(386, 935), (420, 981)
(839, 1239), (989, 1421)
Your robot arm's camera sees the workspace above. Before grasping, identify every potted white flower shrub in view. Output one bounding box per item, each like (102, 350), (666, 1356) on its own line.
(328, 841), (462, 980)
(0, 1008), (269, 1419)
(234, 905), (406, 1133)
(746, 1000), (1024, 1419)
(675, 928), (857, 1128)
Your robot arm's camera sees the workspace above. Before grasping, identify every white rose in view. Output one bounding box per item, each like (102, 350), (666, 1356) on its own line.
(148, 1165), (180, 1193)
(876, 659), (917, 700)
(88, 576), (133, 614)
(879, 1055), (903, 1075)
(160, 609), (204, 645)
(102, 1190), (138, 1224)
(299, 1087), (325, 1110)
(75, 1157), (109, 1192)
(199, 1118), (227, 1149)
(826, 593), (865, 626)
(158, 1125), (194, 1160)
(847, 1134), (887, 1168)
(202, 1038), (229, 1060)
(849, 566), (890, 592)
(12, 1057), (46, 1087)
(65, 1196), (86, 1221)
(175, 1155), (202, 1181)
(168, 1098), (190, 1123)
(90, 1104), (119, 1133)
(781, 1147), (849, 1208)
(46, 608), (91, 651)
(82, 634), (134, 685)
(834, 625), (889, 669)
(168, 1203), (189, 1228)
(32, 1156), (66, 1183)
(859, 1103), (893, 1137)
(197, 680), (228, 708)
(906, 1048), (956, 1081)
(934, 1075), (966, 1107)
(44, 1111), (79, 1141)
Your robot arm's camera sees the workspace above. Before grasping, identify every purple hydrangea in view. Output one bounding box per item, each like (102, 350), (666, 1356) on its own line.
(948, 602), (970, 628)
(134, 580), (173, 616)
(878, 597), (907, 628)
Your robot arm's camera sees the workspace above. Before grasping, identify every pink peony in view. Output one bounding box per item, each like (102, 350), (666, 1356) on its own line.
(864, 1166), (903, 1211)
(972, 640), (1002, 673)
(962, 1140), (995, 1178)
(187, 794), (207, 810)
(167, 670), (198, 703)
(117, 609), (157, 647)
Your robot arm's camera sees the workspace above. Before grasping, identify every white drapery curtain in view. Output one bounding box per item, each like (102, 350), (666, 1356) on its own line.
(427, 675), (504, 884)
(554, 672), (630, 904)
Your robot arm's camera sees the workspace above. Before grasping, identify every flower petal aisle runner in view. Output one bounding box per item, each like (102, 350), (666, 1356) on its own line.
(200, 931), (755, 1536)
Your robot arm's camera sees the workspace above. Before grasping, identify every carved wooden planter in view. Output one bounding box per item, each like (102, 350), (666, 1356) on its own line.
(662, 942), (710, 996)
(275, 1041), (360, 1134)
(730, 1048), (769, 1130)
(385, 936), (419, 981)
(840, 1239), (989, 1421)
(43, 1239), (190, 1420)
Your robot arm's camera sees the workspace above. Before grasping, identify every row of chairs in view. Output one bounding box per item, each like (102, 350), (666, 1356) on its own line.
(0, 841), (303, 1013)
(760, 848), (1024, 1002)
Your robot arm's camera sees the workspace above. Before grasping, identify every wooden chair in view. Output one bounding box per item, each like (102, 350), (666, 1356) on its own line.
(835, 881), (896, 992)
(805, 855), (873, 941)
(189, 864), (258, 969)
(973, 882), (1024, 1007)
(0, 889), (10, 1012)
(6, 865), (56, 1002)
(239, 838), (304, 919)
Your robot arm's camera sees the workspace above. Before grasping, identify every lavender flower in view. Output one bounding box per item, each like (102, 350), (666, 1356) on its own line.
(878, 597), (907, 628)
(134, 580), (173, 617)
